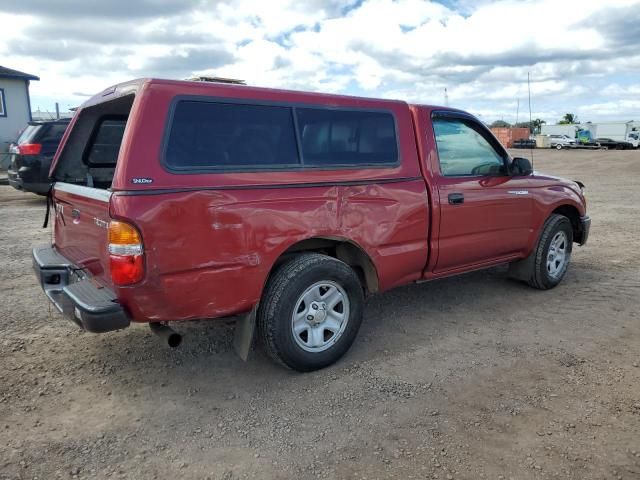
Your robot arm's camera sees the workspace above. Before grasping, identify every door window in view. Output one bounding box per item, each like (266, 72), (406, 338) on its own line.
(433, 117), (506, 177)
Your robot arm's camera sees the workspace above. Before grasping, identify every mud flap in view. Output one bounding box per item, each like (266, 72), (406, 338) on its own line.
(507, 252), (535, 281)
(233, 305), (258, 361)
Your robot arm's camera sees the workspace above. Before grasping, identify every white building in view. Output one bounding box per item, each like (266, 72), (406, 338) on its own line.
(0, 66), (39, 169)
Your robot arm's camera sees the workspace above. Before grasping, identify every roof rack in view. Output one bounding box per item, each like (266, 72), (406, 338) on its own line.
(184, 76), (246, 85)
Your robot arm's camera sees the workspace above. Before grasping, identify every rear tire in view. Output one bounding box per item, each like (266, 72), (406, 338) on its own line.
(522, 214), (573, 290)
(258, 253), (364, 372)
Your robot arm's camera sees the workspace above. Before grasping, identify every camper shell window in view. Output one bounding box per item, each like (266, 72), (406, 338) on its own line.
(52, 94), (134, 189)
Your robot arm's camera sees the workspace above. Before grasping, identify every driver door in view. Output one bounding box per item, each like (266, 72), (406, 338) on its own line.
(432, 114), (533, 273)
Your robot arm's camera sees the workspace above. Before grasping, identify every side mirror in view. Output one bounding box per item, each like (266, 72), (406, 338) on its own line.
(511, 157), (533, 176)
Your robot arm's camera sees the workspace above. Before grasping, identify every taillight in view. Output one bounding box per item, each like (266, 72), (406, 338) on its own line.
(108, 220), (144, 286)
(18, 143), (42, 155)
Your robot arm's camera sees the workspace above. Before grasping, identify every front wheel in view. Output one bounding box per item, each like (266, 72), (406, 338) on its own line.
(555, 144), (563, 150)
(258, 253), (364, 371)
(514, 214), (573, 290)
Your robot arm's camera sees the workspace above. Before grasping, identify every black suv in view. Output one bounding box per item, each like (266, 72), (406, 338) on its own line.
(7, 119), (70, 195)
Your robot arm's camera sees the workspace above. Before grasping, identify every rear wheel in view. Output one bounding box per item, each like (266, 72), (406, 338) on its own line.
(258, 253), (364, 371)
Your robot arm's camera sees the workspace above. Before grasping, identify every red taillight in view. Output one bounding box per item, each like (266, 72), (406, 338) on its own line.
(18, 143), (42, 155)
(108, 220), (144, 286)
(110, 254), (144, 285)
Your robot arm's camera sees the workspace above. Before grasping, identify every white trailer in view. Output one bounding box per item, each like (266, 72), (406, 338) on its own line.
(541, 124), (579, 137)
(593, 122), (631, 141)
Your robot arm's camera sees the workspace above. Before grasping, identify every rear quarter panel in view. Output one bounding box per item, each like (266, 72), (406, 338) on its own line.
(111, 181), (428, 321)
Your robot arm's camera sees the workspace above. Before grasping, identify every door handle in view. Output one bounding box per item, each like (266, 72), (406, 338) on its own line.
(448, 193), (464, 204)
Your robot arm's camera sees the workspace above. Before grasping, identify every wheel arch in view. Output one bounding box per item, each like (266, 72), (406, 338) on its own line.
(266, 236), (379, 294)
(551, 204), (585, 244)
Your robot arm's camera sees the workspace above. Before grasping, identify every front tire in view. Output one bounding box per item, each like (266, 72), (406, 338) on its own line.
(258, 253), (364, 372)
(524, 214), (573, 290)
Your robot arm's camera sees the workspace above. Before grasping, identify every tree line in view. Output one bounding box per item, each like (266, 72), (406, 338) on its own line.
(490, 114), (581, 133)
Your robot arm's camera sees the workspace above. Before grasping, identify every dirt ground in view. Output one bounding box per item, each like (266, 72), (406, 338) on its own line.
(1, 149), (639, 480)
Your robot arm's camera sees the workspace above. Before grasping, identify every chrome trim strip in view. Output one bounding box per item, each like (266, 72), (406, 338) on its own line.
(113, 176), (423, 196)
(54, 182), (112, 202)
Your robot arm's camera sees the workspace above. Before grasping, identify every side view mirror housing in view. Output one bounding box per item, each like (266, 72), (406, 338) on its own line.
(511, 157), (533, 176)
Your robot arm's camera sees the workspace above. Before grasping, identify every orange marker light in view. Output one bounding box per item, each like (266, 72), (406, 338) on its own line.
(109, 220), (141, 245)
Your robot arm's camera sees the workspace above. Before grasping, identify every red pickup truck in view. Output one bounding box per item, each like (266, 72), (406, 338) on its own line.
(33, 78), (590, 371)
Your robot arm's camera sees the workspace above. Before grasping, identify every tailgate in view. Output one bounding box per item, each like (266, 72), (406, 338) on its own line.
(53, 183), (113, 288)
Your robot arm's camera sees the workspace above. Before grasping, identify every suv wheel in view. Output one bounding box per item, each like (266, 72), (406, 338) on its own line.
(258, 253), (364, 371)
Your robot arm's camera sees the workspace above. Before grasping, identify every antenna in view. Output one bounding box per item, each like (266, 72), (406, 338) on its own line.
(444, 87), (449, 107)
(515, 98), (519, 126)
(527, 72), (534, 169)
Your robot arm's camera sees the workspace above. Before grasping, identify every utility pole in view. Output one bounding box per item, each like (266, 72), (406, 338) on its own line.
(444, 88), (449, 107)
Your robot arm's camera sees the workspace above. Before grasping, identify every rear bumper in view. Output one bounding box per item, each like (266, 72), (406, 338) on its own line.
(32, 245), (130, 333)
(7, 169), (23, 190)
(8, 168), (50, 194)
(579, 215), (591, 246)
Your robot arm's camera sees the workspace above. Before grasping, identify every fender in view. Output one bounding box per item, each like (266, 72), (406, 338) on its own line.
(527, 183), (586, 254)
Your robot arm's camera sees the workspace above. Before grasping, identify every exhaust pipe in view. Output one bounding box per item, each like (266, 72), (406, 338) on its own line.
(149, 322), (182, 348)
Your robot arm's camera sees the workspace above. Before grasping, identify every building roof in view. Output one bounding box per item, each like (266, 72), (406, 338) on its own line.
(0, 65), (40, 81)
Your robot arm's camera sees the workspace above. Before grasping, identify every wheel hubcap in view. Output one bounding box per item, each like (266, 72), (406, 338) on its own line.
(291, 281), (350, 352)
(546, 231), (568, 279)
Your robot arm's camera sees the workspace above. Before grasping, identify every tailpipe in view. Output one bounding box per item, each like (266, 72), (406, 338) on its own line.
(149, 322), (182, 348)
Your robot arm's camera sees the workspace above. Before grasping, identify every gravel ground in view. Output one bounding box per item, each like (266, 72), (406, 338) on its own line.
(1, 149), (639, 480)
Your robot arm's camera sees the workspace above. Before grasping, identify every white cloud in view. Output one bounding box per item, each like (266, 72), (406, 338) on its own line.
(1, 0), (639, 122)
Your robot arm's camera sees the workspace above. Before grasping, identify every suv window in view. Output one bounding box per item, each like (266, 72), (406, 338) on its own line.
(433, 117), (506, 177)
(16, 124), (39, 144)
(296, 108), (398, 166)
(39, 123), (69, 154)
(165, 101), (300, 170)
(85, 118), (127, 167)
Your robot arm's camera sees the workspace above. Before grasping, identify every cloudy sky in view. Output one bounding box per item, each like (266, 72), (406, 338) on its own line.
(1, 0), (638, 123)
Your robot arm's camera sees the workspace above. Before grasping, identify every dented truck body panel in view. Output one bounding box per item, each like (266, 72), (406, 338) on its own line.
(109, 177), (430, 322)
(39, 78), (588, 329)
